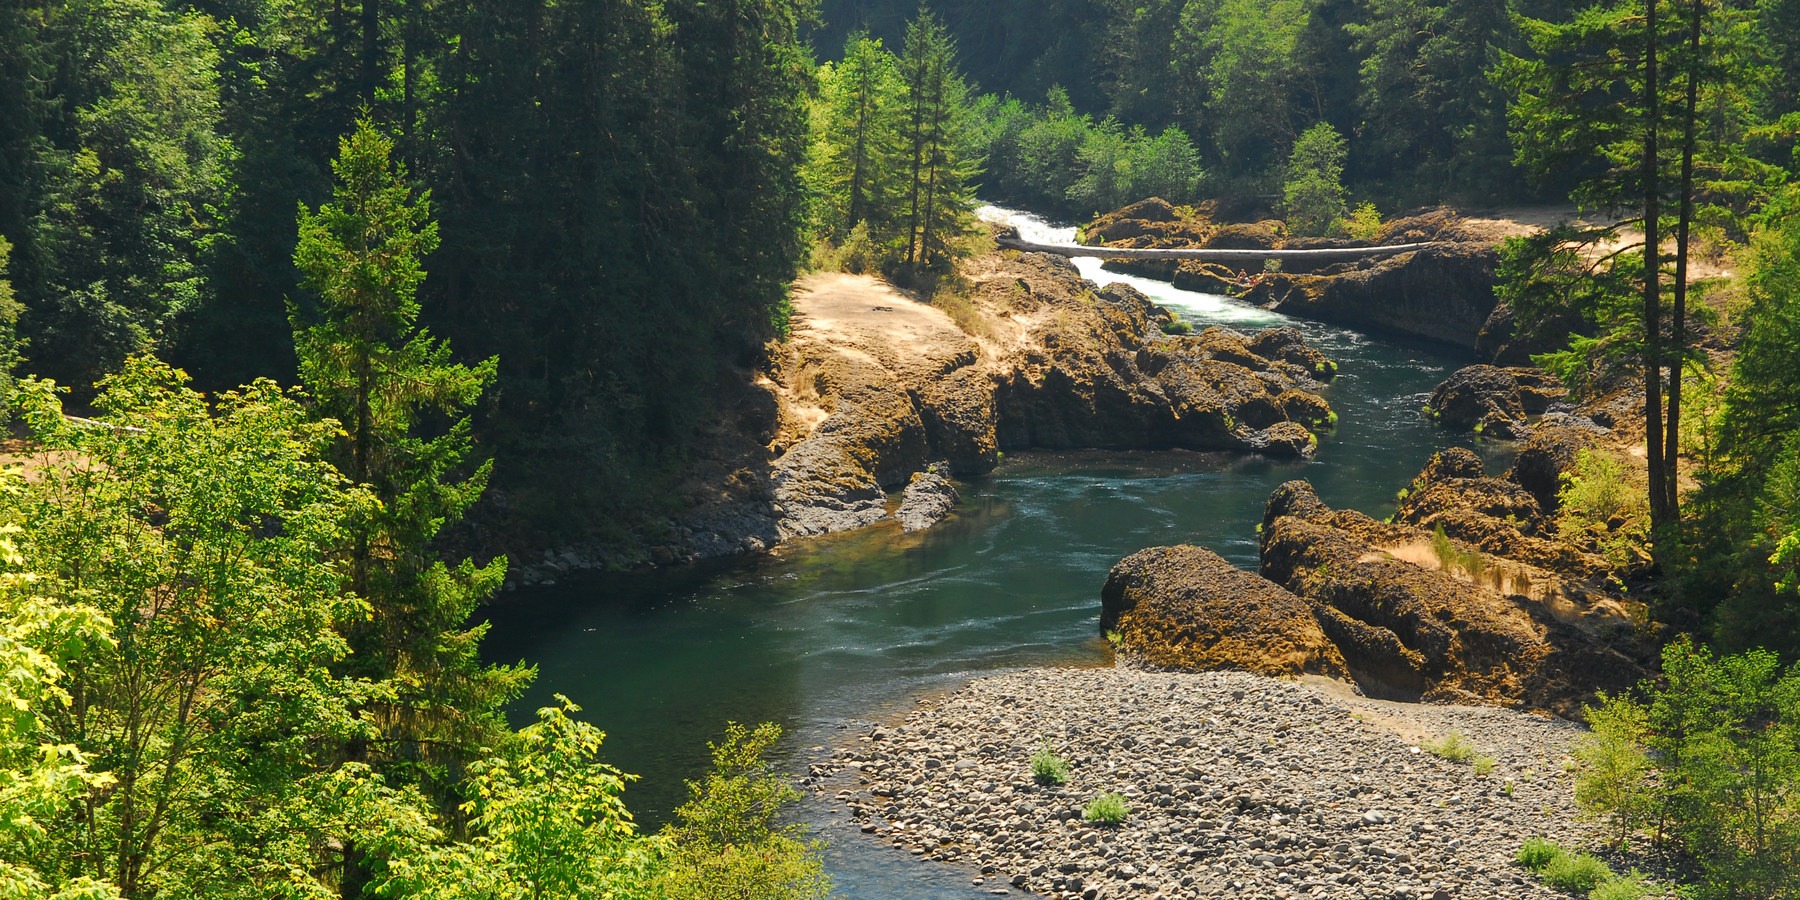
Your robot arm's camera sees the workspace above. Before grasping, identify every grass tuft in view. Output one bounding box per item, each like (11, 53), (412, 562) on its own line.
(1083, 792), (1129, 825)
(1030, 743), (1069, 786)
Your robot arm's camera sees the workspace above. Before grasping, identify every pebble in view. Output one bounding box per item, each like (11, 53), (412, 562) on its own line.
(812, 666), (1613, 899)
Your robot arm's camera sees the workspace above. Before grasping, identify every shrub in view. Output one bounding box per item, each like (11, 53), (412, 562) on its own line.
(1516, 837), (1562, 870)
(1341, 202), (1382, 241)
(1542, 851), (1611, 893)
(1473, 755), (1497, 776)
(1572, 693), (1652, 848)
(1589, 872), (1655, 900)
(1422, 730), (1476, 764)
(1160, 317), (1195, 336)
(1083, 792), (1129, 825)
(838, 220), (880, 274)
(1031, 744), (1070, 786)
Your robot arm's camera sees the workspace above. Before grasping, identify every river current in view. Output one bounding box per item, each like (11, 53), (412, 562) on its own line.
(482, 207), (1486, 896)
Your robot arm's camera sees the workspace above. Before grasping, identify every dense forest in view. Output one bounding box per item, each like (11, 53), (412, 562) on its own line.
(5, 0), (1800, 894)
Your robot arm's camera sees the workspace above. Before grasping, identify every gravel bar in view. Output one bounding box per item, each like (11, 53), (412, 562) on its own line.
(815, 665), (1607, 900)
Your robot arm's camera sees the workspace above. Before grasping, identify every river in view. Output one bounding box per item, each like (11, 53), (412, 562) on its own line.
(482, 206), (1487, 896)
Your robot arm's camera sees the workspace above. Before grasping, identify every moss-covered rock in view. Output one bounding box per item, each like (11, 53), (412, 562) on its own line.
(1101, 545), (1348, 678)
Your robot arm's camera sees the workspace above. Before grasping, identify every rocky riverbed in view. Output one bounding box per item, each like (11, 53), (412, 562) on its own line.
(814, 665), (1629, 900)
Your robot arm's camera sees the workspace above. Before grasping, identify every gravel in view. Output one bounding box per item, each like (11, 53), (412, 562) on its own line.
(811, 665), (1608, 900)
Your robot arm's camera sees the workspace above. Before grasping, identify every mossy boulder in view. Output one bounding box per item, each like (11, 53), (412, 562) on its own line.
(1101, 545), (1348, 678)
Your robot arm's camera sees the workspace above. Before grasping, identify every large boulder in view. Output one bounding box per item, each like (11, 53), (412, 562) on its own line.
(990, 262), (1336, 458)
(1101, 545), (1348, 678)
(1427, 364), (1568, 438)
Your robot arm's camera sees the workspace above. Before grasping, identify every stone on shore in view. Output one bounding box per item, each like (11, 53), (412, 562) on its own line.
(1100, 545), (1348, 677)
(896, 467), (958, 532)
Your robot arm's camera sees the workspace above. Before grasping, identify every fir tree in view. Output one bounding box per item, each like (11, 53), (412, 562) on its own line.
(291, 119), (531, 801)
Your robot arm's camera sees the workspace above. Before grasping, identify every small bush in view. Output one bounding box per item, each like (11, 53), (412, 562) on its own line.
(1083, 792), (1129, 825)
(1473, 754), (1497, 776)
(1160, 317), (1195, 336)
(1517, 837), (1562, 871)
(1423, 730), (1476, 764)
(1542, 851), (1611, 893)
(838, 220), (879, 274)
(1031, 744), (1069, 786)
(1341, 202), (1382, 241)
(1429, 525), (1489, 580)
(1589, 872), (1655, 900)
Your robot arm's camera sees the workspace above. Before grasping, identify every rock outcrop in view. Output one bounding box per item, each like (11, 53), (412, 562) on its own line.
(1244, 242), (1500, 351)
(1257, 480), (1649, 715)
(1426, 364), (1568, 438)
(589, 251), (1342, 574)
(1100, 545), (1348, 677)
(895, 466), (958, 532)
(1087, 202), (1507, 353)
(1097, 439), (1653, 715)
(989, 254), (1335, 457)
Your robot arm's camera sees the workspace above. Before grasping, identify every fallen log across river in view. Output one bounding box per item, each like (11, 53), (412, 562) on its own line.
(996, 234), (1443, 264)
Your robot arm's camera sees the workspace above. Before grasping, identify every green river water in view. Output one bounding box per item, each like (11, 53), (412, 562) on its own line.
(482, 207), (1492, 896)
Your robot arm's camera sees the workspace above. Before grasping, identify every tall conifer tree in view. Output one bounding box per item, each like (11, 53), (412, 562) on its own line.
(291, 119), (530, 798)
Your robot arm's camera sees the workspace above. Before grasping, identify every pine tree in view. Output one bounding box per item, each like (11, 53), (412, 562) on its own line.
(290, 119), (531, 802)
(899, 6), (979, 270)
(815, 33), (906, 243)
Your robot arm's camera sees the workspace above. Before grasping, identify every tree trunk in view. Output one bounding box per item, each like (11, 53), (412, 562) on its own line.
(1667, 0), (1705, 525)
(1643, 0), (1670, 538)
(361, 0), (380, 105)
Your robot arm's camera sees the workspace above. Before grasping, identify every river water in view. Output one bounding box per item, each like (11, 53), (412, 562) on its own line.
(482, 207), (1483, 896)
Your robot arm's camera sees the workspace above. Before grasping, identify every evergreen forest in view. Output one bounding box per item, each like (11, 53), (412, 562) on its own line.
(3, 0), (1800, 895)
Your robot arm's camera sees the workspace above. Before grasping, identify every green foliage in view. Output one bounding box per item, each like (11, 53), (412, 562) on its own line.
(0, 235), (19, 397)
(1429, 526), (1489, 581)
(1341, 202), (1382, 241)
(1542, 851), (1612, 893)
(1588, 872), (1655, 900)
(1184, 0), (1313, 174)
(1518, 838), (1661, 900)
(1422, 729), (1477, 763)
(898, 9), (981, 271)
(1569, 639), (1800, 898)
(1083, 792), (1130, 825)
(12, 0), (232, 391)
(1283, 123), (1348, 237)
(1160, 315), (1195, 336)
(7, 357), (434, 898)
(655, 722), (831, 900)
(811, 34), (909, 247)
(1031, 743), (1070, 785)
(1516, 837), (1562, 870)
(1472, 754), (1497, 776)
(1557, 450), (1651, 570)
(375, 698), (659, 900)
(0, 472), (120, 900)
(971, 89), (1205, 220)
(292, 120), (530, 799)
(1572, 693), (1654, 848)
